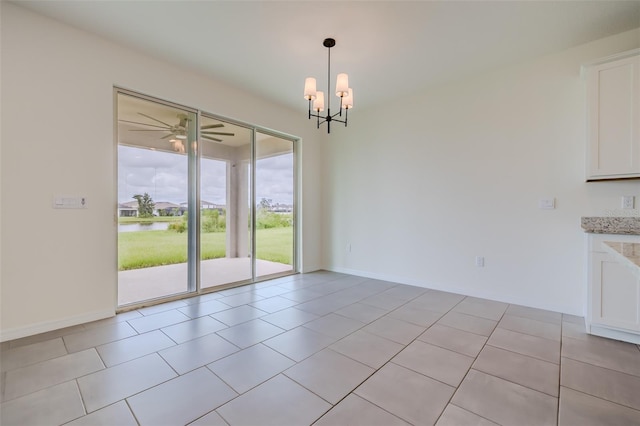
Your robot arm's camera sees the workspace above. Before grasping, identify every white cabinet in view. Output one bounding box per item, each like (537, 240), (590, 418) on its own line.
(585, 50), (640, 181)
(586, 233), (640, 344)
(590, 252), (640, 331)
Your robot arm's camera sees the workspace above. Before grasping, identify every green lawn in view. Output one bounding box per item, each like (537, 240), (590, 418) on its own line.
(119, 216), (183, 224)
(118, 227), (293, 271)
(256, 227), (294, 265)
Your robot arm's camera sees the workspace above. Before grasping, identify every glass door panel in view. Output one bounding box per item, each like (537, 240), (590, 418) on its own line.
(117, 93), (196, 306)
(255, 132), (295, 279)
(200, 115), (253, 289)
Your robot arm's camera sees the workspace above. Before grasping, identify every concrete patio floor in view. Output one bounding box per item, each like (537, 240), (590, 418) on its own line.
(118, 258), (293, 306)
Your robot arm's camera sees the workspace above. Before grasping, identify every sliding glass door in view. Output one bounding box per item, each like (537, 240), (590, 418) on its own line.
(200, 115), (253, 289)
(255, 132), (295, 279)
(117, 93), (196, 305)
(116, 90), (297, 307)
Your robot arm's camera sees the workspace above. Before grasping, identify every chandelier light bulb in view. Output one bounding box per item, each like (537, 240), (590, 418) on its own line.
(336, 73), (349, 97)
(342, 88), (354, 109)
(313, 91), (325, 112)
(304, 77), (317, 100)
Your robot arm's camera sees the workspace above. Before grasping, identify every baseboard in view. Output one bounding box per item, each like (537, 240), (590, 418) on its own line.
(589, 323), (640, 344)
(0, 308), (115, 343)
(327, 265), (582, 316)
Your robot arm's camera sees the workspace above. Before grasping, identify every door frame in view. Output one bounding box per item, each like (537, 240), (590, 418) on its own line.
(115, 87), (299, 311)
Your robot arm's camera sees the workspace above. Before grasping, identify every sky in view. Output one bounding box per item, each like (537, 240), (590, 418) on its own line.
(118, 145), (293, 206)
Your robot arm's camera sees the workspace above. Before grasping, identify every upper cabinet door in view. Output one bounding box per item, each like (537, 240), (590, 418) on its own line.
(586, 51), (640, 181)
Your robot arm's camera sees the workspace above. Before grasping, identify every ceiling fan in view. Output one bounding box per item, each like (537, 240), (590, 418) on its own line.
(201, 123), (235, 143)
(120, 113), (235, 149)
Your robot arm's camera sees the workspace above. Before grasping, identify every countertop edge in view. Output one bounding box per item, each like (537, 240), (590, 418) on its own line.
(581, 217), (640, 236)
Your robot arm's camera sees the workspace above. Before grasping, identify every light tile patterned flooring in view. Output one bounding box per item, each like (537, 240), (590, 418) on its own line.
(2, 271), (640, 425)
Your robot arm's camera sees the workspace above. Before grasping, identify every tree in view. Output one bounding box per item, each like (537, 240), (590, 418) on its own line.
(133, 193), (155, 218)
(259, 198), (272, 211)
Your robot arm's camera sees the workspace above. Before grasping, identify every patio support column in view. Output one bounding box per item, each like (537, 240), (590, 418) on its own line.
(235, 159), (250, 258)
(226, 160), (236, 258)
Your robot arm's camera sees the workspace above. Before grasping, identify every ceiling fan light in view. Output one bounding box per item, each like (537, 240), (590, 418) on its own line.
(171, 140), (185, 153)
(313, 91), (325, 112)
(304, 77), (317, 100)
(336, 73), (349, 97)
(176, 134), (187, 140)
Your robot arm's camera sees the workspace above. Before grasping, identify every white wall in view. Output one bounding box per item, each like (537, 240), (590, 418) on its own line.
(0, 3), (323, 340)
(2, 3), (638, 340)
(324, 28), (640, 316)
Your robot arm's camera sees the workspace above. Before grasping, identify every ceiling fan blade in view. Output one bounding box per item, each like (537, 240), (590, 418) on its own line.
(161, 133), (175, 139)
(201, 124), (224, 129)
(202, 132), (235, 136)
(119, 119), (168, 129)
(129, 129), (171, 132)
(202, 135), (223, 142)
(138, 112), (174, 127)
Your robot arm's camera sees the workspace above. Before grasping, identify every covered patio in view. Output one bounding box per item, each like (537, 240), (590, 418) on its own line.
(118, 258), (293, 306)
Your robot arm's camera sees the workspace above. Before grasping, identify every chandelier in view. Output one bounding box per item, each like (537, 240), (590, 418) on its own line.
(304, 38), (354, 133)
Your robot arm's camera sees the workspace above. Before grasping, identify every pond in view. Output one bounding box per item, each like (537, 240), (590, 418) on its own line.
(118, 222), (171, 232)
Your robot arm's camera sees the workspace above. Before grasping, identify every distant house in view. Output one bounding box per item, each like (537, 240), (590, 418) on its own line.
(180, 200), (226, 214)
(154, 202), (184, 216)
(118, 201), (186, 217)
(270, 203), (293, 213)
(118, 201), (138, 217)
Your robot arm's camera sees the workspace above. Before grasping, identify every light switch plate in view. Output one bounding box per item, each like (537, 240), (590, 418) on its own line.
(53, 196), (88, 209)
(622, 195), (635, 209)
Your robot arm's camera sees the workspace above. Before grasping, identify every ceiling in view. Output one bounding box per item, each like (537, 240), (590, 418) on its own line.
(13, 1), (640, 111)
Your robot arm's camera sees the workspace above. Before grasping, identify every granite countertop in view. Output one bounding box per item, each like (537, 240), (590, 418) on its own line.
(581, 217), (640, 235)
(602, 242), (640, 279)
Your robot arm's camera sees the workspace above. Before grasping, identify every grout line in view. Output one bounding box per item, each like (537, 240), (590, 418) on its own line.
(432, 299), (509, 425)
(557, 317), (564, 426)
(560, 354), (640, 380)
(561, 386), (640, 415)
(482, 340), (560, 365)
(560, 335), (640, 377)
(468, 365), (560, 399)
(310, 385), (407, 425)
(495, 323), (562, 344)
(73, 379), (89, 420)
(446, 403), (500, 426)
(123, 398), (142, 426)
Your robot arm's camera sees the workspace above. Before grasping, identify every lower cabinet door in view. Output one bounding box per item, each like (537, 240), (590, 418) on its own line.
(591, 252), (640, 331)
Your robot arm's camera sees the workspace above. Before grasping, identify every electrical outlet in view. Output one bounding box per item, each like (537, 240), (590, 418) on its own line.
(475, 256), (485, 267)
(538, 198), (555, 209)
(622, 196), (635, 209)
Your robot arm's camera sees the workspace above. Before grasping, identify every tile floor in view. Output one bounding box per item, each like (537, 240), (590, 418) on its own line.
(2, 271), (640, 425)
